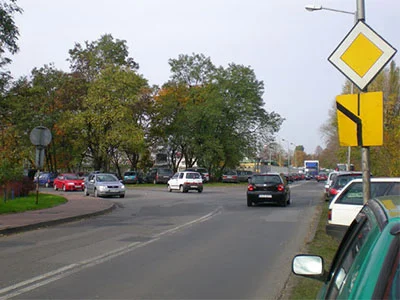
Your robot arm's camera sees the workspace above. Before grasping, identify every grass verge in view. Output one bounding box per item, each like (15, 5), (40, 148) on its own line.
(288, 201), (340, 299)
(0, 193), (67, 214)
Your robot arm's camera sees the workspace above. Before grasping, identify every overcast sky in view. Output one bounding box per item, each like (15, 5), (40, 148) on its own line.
(8, 0), (399, 154)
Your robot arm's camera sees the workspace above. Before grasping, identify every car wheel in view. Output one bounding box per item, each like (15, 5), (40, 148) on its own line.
(180, 185), (185, 193)
(247, 199), (253, 207)
(119, 194), (125, 198)
(53, 184), (58, 191)
(198, 188), (203, 193)
(62, 185), (66, 192)
(153, 179), (157, 184)
(281, 198), (287, 207)
(94, 189), (99, 198)
(84, 187), (89, 196)
(168, 185), (172, 192)
(45, 182), (49, 188)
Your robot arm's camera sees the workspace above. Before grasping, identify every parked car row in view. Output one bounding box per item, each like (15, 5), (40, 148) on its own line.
(325, 171), (364, 202)
(221, 170), (253, 183)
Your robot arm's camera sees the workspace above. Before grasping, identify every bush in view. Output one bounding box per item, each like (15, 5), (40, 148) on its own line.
(0, 177), (35, 201)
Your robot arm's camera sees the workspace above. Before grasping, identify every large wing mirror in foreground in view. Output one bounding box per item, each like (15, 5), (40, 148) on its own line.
(292, 254), (327, 282)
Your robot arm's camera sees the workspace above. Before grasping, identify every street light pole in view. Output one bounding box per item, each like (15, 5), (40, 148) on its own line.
(281, 139), (291, 173)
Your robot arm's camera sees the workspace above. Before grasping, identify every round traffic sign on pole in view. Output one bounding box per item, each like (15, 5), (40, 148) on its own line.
(30, 126), (52, 147)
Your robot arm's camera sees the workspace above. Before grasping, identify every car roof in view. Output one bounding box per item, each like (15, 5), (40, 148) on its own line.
(348, 177), (400, 183)
(253, 172), (281, 176)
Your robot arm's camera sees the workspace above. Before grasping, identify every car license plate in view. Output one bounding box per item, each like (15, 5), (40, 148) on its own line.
(259, 194), (272, 198)
(191, 185), (197, 188)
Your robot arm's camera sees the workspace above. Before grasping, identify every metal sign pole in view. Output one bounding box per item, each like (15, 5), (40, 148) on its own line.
(356, 0), (371, 204)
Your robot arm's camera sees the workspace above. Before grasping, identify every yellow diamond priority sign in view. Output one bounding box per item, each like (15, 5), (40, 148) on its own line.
(329, 21), (396, 90)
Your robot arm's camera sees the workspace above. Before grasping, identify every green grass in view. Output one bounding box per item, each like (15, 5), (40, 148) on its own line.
(0, 193), (67, 214)
(289, 201), (340, 299)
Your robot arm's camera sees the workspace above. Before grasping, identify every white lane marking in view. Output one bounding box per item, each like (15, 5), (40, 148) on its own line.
(0, 207), (222, 300)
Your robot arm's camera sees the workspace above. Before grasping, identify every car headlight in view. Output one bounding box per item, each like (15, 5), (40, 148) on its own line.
(121, 184), (125, 189)
(98, 185), (107, 191)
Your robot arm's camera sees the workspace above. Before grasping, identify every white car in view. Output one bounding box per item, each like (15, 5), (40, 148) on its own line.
(326, 177), (400, 239)
(167, 171), (203, 193)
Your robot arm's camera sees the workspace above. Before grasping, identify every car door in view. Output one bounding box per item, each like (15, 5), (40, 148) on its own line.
(323, 209), (376, 299)
(169, 173), (179, 189)
(86, 174), (96, 194)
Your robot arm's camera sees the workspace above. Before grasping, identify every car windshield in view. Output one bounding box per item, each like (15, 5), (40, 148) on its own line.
(125, 172), (136, 176)
(252, 175), (281, 184)
(65, 174), (79, 180)
(96, 174), (118, 182)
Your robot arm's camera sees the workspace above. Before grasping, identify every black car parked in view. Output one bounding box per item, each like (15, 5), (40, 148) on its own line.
(144, 167), (173, 184)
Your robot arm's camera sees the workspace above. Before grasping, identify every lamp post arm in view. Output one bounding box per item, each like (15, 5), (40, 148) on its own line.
(322, 7), (355, 15)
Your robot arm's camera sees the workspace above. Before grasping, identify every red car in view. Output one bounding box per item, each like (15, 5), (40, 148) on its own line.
(316, 173), (328, 182)
(53, 173), (85, 191)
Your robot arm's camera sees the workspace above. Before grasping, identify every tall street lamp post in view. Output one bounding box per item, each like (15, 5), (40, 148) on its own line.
(305, 4), (356, 172)
(281, 138), (294, 173)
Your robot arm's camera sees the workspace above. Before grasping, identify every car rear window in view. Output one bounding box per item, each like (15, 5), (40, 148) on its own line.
(336, 182), (399, 205)
(186, 172), (201, 179)
(252, 175), (281, 184)
(386, 183), (400, 195)
(334, 175), (363, 188)
(124, 172), (136, 176)
(159, 168), (173, 175)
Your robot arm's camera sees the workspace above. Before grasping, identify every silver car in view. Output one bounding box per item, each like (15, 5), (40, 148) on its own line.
(84, 173), (125, 198)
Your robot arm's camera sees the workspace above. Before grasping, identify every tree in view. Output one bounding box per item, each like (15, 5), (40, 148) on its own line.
(64, 35), (146, 172)
(0, 0), (22, 92)
(153, 53), (284, 178)
(63, 66), (148, 172)
(68, 34), (139, 83)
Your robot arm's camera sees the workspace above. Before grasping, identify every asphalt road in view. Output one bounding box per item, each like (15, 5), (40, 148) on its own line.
(0, 181), (324, 299)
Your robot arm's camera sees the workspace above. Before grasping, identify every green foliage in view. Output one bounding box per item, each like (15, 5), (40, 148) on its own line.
(154, 53), (284, 175)
(0, 0), (22, 92)
(0, 157), (23, 184)
(68, 34), (139, 82)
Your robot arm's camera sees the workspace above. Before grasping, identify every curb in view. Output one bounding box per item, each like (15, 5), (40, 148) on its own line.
(0, 203), (116, 236)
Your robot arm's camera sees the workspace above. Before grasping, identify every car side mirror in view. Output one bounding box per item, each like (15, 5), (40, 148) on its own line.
(292, 255), (327, 282)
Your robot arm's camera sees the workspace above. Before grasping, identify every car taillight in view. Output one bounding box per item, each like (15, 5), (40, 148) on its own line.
(248, 184), (254, 191)
(277, 184), (284, 192)
(330, 188), (338, 195)
(328, 209), (332, 221)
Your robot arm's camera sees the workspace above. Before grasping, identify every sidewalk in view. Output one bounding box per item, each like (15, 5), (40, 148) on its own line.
(0, 191), (115, 236)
